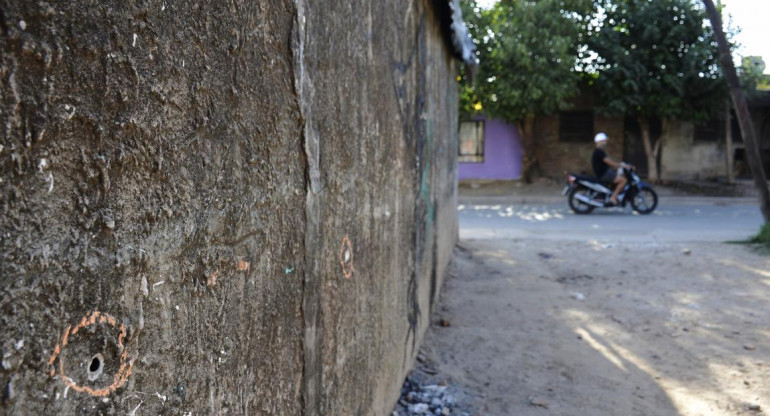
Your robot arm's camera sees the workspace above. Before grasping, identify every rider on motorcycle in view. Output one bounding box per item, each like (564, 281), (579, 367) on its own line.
(592, 132), (631, 205)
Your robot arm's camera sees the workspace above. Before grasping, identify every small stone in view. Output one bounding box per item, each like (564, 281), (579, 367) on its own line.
(441, 407), (451, 416)
(529, 397), (549, 408)
(19, 20), (26, 30)
(409, 403), (430, 413)
(439, 319), (451, 327)
(746, 403), (761, 411)
(570, 292), (585, 301)
(682, 248), (691, 255)
(744, 345), (756, 351)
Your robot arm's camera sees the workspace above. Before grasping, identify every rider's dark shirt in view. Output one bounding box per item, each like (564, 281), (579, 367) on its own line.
(592, 148), (608, 178)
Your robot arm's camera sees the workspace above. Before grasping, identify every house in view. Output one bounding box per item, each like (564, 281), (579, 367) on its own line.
(459, 90), (770, 182)
(458, 117), (524, 180)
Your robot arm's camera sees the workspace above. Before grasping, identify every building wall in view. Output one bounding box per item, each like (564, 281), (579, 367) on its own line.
(535, 114), (625, 178)
(458, 118), (522, 180)
(661, 119), (727, 181)
(0, 1), (458, 415)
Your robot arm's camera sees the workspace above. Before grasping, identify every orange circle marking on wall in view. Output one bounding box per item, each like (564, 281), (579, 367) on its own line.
(339, 236), (354, 279)
(48, 311), (135, 397)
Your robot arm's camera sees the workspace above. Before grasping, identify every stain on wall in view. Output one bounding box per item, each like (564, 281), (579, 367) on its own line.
(1, 0), (459, 415)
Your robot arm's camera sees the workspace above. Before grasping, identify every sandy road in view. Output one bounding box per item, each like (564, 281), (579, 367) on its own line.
(418, 204), (770, 415)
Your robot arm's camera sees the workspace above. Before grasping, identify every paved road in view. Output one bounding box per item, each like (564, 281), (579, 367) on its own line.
(459, 200), (764, 242)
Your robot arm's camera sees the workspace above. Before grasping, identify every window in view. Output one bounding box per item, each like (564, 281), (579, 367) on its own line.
(458, 121), (485, 163)
(559, 111), (594, 142)
(693, 119), (725, 142)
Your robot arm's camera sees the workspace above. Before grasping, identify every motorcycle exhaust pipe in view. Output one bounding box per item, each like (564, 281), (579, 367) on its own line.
(574, 193), (604, 207)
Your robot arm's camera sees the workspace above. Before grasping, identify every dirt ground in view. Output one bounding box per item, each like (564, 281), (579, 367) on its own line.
(419, 239), (770, 416)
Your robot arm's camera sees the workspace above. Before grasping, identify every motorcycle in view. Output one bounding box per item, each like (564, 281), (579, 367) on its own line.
(562, 166), (658, 215)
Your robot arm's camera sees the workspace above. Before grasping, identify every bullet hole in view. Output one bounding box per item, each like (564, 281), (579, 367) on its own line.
(48, 311), (136, 396)
(87, 354), (104, 381)
(176, 383), (186, 401)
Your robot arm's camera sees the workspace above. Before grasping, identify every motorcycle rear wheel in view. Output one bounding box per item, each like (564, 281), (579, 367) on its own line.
(631, 186), (658, 214)
(568, 186), (595, 214)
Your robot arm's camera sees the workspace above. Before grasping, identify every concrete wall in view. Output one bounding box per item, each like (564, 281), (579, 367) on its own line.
(0, 1), (458, 415)
(660, 120), (727, 181)
(458, 118), (522, 180)
(534, 114), (625, 178)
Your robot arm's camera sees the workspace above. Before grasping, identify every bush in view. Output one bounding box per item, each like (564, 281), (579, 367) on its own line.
(750, 224), (770, 248)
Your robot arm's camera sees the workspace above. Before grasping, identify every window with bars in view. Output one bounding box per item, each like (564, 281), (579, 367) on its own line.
(458, 121), (485, 163)
(693, 119), (725, 142)
(559, 111), (594, 142)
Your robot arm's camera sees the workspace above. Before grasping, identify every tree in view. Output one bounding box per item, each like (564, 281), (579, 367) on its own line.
(740, 57), (770, 95)
(587, 0), (728, 182)
(702, 0), (770, 222)
(459, 0), (594, 182)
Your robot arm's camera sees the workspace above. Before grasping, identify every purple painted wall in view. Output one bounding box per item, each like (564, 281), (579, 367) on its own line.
(458, 118), (523, 180)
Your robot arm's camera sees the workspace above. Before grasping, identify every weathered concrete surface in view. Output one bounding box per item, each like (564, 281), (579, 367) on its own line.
(661, 119), (728, 181)
(0, 1), (458, 415)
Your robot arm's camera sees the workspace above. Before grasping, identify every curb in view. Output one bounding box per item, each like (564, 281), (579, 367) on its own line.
(458, 195), (759, 206)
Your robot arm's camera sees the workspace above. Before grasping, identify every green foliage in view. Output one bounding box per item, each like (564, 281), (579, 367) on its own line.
(740, 56), (770, 95)
(459, 0), (594, 124)
(586, 0), (728, 123)
(747, 224), (770, 249)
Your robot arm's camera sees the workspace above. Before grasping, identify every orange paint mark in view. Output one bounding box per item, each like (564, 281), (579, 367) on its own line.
(99, 314), (116, 326)
(49, 345), (60, 366)
(207, 270), (220, 286)
(118, 324), (126, 351)
(237, 260), (250, 271)
(339, 236), (355, 279)
(48, 311), (136, 397)
(61, 325), (71, 347)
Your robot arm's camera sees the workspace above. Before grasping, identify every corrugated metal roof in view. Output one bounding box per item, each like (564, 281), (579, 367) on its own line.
(433, 0), (478, 67)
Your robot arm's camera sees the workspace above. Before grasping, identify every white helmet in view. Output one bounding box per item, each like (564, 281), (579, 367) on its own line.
(594, 132), (608, 143)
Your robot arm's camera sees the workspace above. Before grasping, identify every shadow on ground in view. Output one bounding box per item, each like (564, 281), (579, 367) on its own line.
(418, 240), (770, 415)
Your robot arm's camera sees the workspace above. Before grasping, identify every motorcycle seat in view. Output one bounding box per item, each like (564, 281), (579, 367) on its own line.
(570, 173), (614, 187)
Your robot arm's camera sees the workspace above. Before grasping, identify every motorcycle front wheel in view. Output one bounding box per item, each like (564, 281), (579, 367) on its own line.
(568, 186), (595, 215)
(631, 186), (658, 214)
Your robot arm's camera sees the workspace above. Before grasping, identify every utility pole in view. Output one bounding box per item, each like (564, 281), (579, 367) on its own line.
(703, 0), (770, 222)
(726, 104), (735, 183)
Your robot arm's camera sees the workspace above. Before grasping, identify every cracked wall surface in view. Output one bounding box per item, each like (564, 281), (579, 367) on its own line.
(0, 1), (458, 415)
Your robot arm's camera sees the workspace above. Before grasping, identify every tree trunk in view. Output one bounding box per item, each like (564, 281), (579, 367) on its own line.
(518, 114), (536, 183)
(725, 104), (735, 184)
(638, 116), (659, 182)
(703, 0), (770, 223)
